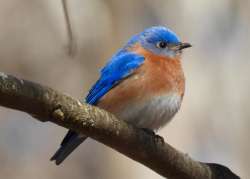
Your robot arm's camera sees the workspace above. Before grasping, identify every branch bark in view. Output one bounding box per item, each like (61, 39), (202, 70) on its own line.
(0, 72), (240, 179)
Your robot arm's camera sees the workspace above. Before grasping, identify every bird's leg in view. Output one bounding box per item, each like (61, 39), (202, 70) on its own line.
(141, 128), (156, 135)
(141, 128), (165, 144)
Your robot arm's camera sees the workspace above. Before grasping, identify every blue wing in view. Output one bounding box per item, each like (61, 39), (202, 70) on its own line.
(86, 52), (145, 104)
(51, 51), (144, 165)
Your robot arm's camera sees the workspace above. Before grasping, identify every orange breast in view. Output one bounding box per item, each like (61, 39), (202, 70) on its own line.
(97, 44), (185, 115)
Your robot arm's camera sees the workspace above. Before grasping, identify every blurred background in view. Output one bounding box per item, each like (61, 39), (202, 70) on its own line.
(0, 0), (249, 178)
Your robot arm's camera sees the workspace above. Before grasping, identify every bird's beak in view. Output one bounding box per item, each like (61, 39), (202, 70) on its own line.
(179, 42), (192, 50)
(168, 42), (192, 51)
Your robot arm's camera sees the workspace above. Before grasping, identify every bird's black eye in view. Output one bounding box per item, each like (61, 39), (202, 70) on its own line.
(156, 41), (168, 49)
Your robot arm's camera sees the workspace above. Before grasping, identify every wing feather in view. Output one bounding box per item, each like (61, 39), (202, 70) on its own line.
(86, 52), (144, 104)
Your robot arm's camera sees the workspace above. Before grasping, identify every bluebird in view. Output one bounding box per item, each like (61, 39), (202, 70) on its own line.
(51, 26), (191, 165)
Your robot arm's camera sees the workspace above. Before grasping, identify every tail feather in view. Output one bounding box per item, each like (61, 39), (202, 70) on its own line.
(51, 130), (87, 165)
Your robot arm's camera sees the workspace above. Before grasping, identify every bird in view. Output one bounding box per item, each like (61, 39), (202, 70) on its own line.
(51, 26), (191, 165)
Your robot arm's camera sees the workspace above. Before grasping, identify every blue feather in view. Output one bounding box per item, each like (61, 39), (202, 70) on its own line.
(86, 52), (144, 105)
(142, 26), (180, 44)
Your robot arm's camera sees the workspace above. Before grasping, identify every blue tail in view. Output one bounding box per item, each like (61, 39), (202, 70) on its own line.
(51, 130), (87, 165)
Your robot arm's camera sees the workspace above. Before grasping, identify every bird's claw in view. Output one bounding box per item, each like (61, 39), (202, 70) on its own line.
(141, 128), (165, 144)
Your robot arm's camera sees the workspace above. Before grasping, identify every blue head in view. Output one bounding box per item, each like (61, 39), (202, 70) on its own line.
(126, 26), (191, 58)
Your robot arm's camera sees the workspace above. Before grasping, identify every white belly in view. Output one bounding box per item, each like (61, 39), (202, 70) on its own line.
(116, 93), (182, 130)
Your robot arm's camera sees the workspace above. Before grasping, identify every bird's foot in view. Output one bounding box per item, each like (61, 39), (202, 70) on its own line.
(141, 128), (165, 144)
(141, 128), (156, 136)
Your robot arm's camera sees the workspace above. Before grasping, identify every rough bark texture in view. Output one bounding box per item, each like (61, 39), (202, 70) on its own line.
(0, 72), (240, 179)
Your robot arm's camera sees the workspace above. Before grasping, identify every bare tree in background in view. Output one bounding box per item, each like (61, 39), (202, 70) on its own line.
(62, 0), (76, 56)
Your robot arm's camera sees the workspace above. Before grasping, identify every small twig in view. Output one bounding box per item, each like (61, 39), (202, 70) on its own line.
(62, 0), (77, 57)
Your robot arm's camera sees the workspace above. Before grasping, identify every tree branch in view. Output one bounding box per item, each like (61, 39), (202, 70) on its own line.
(0, 72), (240, 179)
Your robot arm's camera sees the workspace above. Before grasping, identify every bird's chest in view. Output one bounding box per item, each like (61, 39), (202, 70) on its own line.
(97, 57), (184, 129)
(118, 93), (182, 130)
